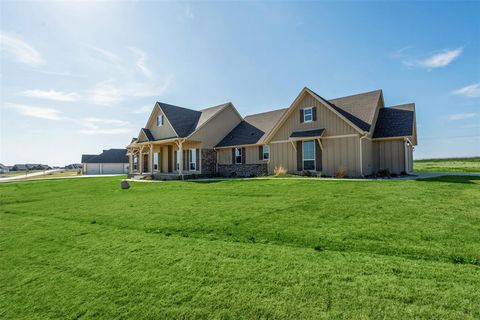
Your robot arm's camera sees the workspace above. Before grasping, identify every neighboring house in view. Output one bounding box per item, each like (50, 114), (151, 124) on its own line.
(127, 87), (417, 179)
(12, 164), (28, 171)
(0, 163), (9, 173)
(65, 164), (82, 169)
(81, 149), (129, 174)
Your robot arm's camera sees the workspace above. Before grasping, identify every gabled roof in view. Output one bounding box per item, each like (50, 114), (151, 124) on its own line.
(141, 128), (154, 141)
(82, 149), (128, 164)
(373, 104), (415, 139)
(216, 108), (287, 147)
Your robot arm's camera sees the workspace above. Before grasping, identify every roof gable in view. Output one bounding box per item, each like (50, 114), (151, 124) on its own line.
(329, 90), (382, 129)
(158, 102), (202, 137)
(373, 104), (415, 139)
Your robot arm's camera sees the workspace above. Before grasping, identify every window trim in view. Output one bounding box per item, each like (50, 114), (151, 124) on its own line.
(176, 150), (180, 171)
(303, 107), (313, 123)
(302, 140), (315, 171)
(189, 149), (197, 171)
(133, 156), (138, 171)
(235, 148), (242, 164)
(156, 114), (164, 126)
(262, 145), (270, 160)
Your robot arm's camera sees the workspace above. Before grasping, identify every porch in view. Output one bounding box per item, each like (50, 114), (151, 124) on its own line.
(127, 138), (203, 179)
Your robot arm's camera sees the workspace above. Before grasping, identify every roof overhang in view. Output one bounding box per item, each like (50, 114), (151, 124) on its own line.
(288, 128), (325, 141)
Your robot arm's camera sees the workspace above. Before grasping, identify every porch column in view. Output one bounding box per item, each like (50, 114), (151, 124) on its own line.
(178, 141), (183, 177)
(149, 144), (153, 174)
(139, 149), (144, 173)
(128, 153), (133, 174)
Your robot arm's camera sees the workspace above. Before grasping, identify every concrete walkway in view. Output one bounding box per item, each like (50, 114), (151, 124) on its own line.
(0, 169), (61, 182)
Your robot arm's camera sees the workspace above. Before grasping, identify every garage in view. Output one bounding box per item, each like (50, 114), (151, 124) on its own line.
(81, 149), (128, 175)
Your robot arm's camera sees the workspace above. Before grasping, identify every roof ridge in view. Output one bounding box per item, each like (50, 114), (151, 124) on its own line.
(329, 89), (382, 101)
(244, 107), (288, 118)
(157, 101), (201, 114)
(199, 102), (231, 112)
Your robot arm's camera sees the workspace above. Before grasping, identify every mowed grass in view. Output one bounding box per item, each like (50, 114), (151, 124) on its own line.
(414, 157), (480, 173)
(1, 177), (479, 319)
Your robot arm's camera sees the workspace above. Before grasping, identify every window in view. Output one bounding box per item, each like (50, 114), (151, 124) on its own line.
(262, 145), (270, 160)
(153, 153), (159, 171)
(176, 150), (180, 170)
(303, 141), (315, 170)
(189, 149), (197, 171)
(303, 107), (313, 122)
(235, 148), (242, 164)
(133, 156), (138, 170)
(156, 114), (164, 126)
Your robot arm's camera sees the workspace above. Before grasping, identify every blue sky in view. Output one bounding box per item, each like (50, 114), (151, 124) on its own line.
(1, 1), (479, 166)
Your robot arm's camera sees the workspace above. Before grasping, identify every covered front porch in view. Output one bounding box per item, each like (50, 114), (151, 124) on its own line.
(127, 138), (202, 179)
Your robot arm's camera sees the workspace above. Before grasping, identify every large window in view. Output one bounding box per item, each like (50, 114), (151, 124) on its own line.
(303, 107), (313, 122)
(189, 149), (197, 171)
(133, 156), (138, 170)
(157, 114), (164, 126)
(153, 153), (159, 171)
(262, 145), (270, 160)
(303, 141), (315, 170)
(235, 148), (242, 164)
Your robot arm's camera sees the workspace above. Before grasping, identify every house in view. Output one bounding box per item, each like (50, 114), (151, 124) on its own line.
(12, 164), (28, 171)
(81, 149), (129, 174)
(0, 163), (9, 173)
(127, 87), (417, 179)
(64, 164), (82, 169)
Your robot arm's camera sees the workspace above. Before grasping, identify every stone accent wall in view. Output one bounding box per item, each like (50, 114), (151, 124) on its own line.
(217, 164), (268, 177)
(201, 149), (217, 175)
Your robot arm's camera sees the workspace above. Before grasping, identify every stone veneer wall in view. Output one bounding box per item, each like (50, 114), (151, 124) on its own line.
(201, 149), (217, 175)
(217, 164), (268, 177)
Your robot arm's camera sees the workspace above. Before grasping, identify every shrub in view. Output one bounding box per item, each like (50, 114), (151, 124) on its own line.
(274, 166), (287, 176)
(334, 166), (347, 178)
(377, 169), (391, 177)
(302, 170), (313, 177)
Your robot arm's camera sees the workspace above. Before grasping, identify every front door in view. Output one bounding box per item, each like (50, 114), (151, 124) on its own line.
(143, 154), (149, 173)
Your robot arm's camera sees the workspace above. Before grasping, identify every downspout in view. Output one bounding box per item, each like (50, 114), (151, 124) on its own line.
(404, 137), (408, 174)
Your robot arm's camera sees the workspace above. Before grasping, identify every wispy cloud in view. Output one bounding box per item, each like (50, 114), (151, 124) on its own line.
(128, 47), (152, 79)
(447, 113), (478, 121)
(131, 105), (153, 114)
(20, 89), (80, 102)
(0, 32), (44, 66)
(452, 83), (480, 98)
(79, 118), (134, 135)
(401, 47), (463, 70)
(6, 103), (62, 120)
(88, 45), (122, 64)
(88, 82), (123, 106)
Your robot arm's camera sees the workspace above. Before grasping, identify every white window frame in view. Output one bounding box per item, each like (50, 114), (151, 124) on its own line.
(189, 149), (197, 171)
(262, 145), (270, 160)
(235, 148), (242, 164)
(303, 107), (313, 123)
(153, 152), (159, 171)
(302, 140), (315, 171)
(176, 150), (180, 171)
(157, 114), (164, 126)
(133, 156), (138, 171)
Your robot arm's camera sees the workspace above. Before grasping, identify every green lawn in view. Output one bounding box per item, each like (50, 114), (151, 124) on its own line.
(414, 157), (480, 173)
(1, 176), (479, 319)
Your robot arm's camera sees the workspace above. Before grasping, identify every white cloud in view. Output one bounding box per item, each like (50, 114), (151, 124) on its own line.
(0, 32), (44, 66)
(20, 89), (80, 102)
(88, 82), (123, 106)
(88, 45), (122, 64)
(128, 47), (152, 79)
(131, 105), (153, 114)
(452, 83), (480, 98)
(6, 103), (62, 120)
(402, 48), (463, 70)
(79, 117), (134, 135)
(447, 113), (478, 121)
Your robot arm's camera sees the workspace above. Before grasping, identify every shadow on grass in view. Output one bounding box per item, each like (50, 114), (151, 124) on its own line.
(417, 176), (480, 184)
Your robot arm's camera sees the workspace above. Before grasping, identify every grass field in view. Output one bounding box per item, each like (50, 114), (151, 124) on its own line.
(1, 176), (479, 319)
(414, 157), (480, 173)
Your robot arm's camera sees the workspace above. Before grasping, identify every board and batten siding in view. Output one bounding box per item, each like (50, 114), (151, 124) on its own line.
(145, 106), (177, 140)
(270, 92), (357, 142)
(361, 138), (374, 175)
(188, 105), (242, 148)
(373, 139), (406, 174)
(217, 146), (265, 165)
(268, 136), (362, 177)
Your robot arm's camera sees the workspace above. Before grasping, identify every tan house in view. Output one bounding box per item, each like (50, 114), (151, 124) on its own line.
(127, 87), (417, 179)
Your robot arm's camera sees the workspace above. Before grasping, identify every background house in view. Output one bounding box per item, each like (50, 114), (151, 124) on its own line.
(81, 149), (129, 175)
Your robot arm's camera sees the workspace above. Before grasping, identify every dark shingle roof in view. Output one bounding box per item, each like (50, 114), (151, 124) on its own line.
(216, 108), (287, 147)
(81, 154), (96, 163)
(290, 129), (325, 138)
(158, 102), (202, 137)
(308, 88), (373, 132)
(141, 128), (154, 141)
(82, 149), (128, 164)
(373, 106), (414, 138)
